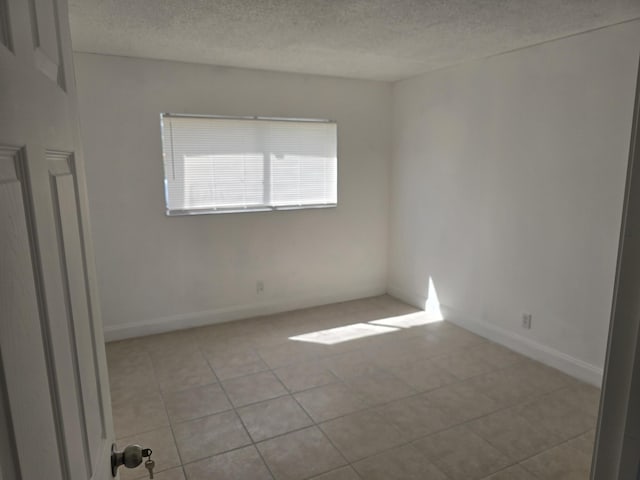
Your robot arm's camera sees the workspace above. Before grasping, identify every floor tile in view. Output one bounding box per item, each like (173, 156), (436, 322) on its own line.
(344, 370), (415, 405)
(222, 371), (287, 407)
(430, 349), (495, 379)
(183, 445), (272, 480)
(466, 367), (542, 408)
(237, 395), (313, 442)
(467, 408), (562, 462)
(369, 310), (438, 329)
(203, 347), (261, 368)
(321, 351), (381, 379)
(214, 358), (270, 380)
(413, 425), (510, 480)
(116, 426), (181, 480)
(376, 393), (459, 440)
(567, 429), (596, 456)
(106, 296), (600, 480)
(392, 334), (453, 360)
(257, 342), (326, 369)
(274, 361), (339, 392)
(108, 350), (157, 400)
(173, 411), (251, 463)
(520, 442), (592, 479)
(561, 383), (602, 417)
(153, 467), (186, 480)
(257, 426), (346, 480)
(152, 351), (217, 393)
(309, 466), (361, 480)
(429, 326), (486, 349)
(352, 444), (448, 480)
(319, 410), (406, 462)
(144, 331), (199, 357)
(412, 319), (461, 336)
(467, 342), (525, 369)
(106, 338), (149, 361)
(423, 381), (500, 423)
(513, 360), (574, 393)
(515, 390), (597, 441)
(369, 342), (436, 368)
(480, 465), (536, 479)
(112, 389), (169, 438)
(204, 348), (270, 380)
(294, 382), (368, 422)
(196, 324), (254, 345)
(164, 383), (231, 423)
(385, 358), (458, 392)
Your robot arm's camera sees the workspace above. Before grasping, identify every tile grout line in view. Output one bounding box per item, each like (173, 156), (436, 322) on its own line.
(465, 392), (597, 473)
(109, 307), (598, 479)
(154, 353), (187, 479)
(200, 345), (280, 480)
(284, 382), (354, 478)
(116, 380), (569, 443)
(258, 332), (590, 478)
(119, 379), (570, 472)
(247, 345), (579, 478)
(126, 372), (588, 480)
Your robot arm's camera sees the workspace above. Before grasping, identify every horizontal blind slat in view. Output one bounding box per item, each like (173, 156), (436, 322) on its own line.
(162, 115), (337, 213)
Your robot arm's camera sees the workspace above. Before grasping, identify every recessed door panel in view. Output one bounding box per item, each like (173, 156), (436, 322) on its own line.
(28, 0), (65, 89)
(48, 151), (104, 476)
(0, 146), (63, 480)
(0, 0), (11, 52)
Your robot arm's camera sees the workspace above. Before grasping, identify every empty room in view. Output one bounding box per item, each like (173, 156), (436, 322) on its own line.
(2, 1), (640, 479)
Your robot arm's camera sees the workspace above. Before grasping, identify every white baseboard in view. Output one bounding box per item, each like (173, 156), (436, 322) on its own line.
(443, 305), (603, 386)
(386, 285), (603, 387)
(103, 284), (386, 342)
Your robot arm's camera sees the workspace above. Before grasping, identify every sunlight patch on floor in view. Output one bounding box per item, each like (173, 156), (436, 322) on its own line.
(370, 311), (442, 328)
(291, 277), (444, 344)
(289, 323), (398, 345)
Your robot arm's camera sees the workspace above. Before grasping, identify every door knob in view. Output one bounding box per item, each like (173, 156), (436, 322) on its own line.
(111, 443), (153, 476)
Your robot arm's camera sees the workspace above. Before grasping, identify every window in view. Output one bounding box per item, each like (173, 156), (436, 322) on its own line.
(160, 114), (338, 215)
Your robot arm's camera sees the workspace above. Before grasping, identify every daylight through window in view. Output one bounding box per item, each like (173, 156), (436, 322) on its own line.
(161, 114), (338, 215)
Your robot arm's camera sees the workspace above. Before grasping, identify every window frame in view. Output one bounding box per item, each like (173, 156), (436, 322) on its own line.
(160, 113), (339, 216)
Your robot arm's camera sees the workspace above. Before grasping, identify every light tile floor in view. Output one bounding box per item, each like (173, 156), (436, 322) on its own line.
(107, 296), (600, 480)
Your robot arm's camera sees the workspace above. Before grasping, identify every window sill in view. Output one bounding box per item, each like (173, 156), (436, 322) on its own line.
(165, 203), (337, 216)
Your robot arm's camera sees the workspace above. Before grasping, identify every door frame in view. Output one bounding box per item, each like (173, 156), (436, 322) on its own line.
(592, 54), (640, 479)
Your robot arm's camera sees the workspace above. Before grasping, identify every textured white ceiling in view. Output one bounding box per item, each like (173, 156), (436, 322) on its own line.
(68, 0), (640, 81)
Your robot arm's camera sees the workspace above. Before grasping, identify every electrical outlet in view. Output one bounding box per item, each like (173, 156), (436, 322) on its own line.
(256, 281), (264, 294)
(522, 313), (532, 330)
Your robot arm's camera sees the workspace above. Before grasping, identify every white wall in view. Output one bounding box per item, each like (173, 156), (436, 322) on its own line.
(74, 54), (391, 340)
(389, 20), (640, 384)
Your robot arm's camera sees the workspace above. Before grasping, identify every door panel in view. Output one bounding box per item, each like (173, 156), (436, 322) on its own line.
(46, 150), (95, 479)
(0, 353), (19, 480)
(0, 0), (10, 52)
(0, 146), (64, 479)
(48, 151), (105, 475)
(28, 0), (65, 89)
(0, 0), (114, 478)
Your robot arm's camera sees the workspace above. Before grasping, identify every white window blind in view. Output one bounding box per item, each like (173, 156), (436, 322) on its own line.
(161, 114), (337, 215)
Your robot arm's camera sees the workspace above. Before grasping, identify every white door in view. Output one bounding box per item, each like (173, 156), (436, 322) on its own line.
(0, 0), (115, 479)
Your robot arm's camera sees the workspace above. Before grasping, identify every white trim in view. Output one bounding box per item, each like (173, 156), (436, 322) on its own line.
(386, 285), (603, 387)
(104, 284), (385, 342)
